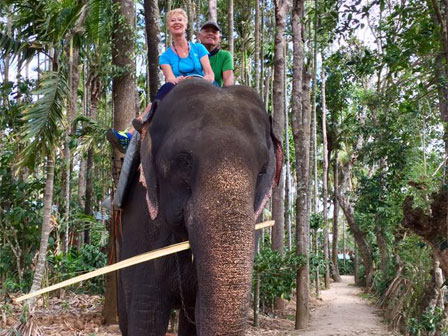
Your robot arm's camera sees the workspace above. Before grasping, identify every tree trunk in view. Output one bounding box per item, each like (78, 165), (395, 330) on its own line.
(338, 195), (374, 286)
(185, 0), (194, 41)
(284, 58), (292, 251)
(227, 0), (234, 57)
(104, 0), (138, 324)
(264, 68), (271, 111)
(62, 37), (81, 255)
(272, 0), (290, 312)
(165, 0), (172, 48)
(143, 0), (161, 101)
(311, 0), (319, 295)
(354, 246), (359, 284)
(260, 0), (265, 100)
(27, 156), (55, 308)
(208, 0), (217, 22)
(375, 217), (388, 275)
(254, 0), (260, 93)
(2, 5), (12, 108)
(291, 0), (309, 328)
(332, 155), (342, 282)
(321, 60), (331, 289)
(112, 0), (137, 130)
(336, 104), (372, 286)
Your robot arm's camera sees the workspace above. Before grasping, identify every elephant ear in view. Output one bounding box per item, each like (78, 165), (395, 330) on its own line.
(254, 117), (284, 219)
(139, 124), (159, 220)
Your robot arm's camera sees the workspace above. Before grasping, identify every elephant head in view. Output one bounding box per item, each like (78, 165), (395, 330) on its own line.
(136, 78), (281, 335)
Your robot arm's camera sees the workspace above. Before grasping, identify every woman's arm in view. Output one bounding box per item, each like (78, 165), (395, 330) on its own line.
(161, 64), (185, 84)
(199, 55), (215, 83)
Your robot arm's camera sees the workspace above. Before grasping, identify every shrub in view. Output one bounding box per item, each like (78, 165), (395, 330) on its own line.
(253, 247), (306, 308)
(47, 244), (107, 294)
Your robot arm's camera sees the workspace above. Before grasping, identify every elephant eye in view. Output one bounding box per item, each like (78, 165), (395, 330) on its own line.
(175, 152), (192, 170)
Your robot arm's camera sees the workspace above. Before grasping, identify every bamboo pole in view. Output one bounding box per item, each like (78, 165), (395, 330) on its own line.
(15, 221), (275, 303)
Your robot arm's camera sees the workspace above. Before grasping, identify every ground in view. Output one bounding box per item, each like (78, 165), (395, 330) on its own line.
(1, 275), (396, 335)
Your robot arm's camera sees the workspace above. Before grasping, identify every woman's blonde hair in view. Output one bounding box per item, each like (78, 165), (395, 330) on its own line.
(166, 8), (188, 25)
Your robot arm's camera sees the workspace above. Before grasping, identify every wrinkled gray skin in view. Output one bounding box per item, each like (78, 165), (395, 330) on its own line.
(118, 78), (281, 336)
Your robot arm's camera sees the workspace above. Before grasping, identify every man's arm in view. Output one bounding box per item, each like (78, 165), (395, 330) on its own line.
(222, 50), (234, 87)
(222, 70), (234, 87)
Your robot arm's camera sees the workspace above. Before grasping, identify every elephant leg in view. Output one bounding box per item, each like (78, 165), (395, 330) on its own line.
(118, 275), (129, 336)
(127, 282), (171, 336)
(178, 307), (196, 336)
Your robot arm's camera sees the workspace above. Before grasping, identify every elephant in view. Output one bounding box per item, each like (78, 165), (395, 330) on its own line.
(117, 78), (282, 336)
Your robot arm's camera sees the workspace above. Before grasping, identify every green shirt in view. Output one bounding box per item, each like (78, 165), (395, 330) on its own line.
(209, 49), (234, 87)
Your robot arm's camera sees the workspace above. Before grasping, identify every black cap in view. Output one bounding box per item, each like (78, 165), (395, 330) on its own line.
(200, 21), (221, 32)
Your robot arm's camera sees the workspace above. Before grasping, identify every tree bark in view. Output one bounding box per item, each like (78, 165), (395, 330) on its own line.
(62, 37), (81, 255)
(143, 0), (161, 101)
(338, 195), (374, 286)
(104, 0), (138, 324)
(375, 217), (388, 275)
(255, 0), (260, 93)
(28, 156), (55, 308)
(227, 0), (234, 57)
(332, 155), (342, 282)
(311, 0), (319, 295)
(272, 0), (290, 312)
(291, 0), (309, 328)
(185, 0), (194, 41)
(2, 5), (12, 108)
(321, 60), (331, 289)
(208, 0), (217, 22)
(112, 0), (137, 130)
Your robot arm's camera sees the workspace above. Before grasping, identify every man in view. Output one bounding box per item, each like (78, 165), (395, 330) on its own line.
(198, 21), (234, 87)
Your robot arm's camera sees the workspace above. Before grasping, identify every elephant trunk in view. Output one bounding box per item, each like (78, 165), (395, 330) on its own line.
(188, 158), (256, 336)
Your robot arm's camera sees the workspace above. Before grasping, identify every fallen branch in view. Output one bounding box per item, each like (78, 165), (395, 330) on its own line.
(14, 220), (274, 303)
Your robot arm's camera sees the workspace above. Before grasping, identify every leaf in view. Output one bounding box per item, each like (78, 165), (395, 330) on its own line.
(16, 71), (68, 169)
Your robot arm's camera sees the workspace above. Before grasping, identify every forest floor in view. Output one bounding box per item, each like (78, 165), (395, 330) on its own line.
(0, 275), (397, 335)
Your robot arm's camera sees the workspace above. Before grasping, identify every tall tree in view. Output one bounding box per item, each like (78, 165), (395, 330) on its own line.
(208, 0), (217, 22)
(291, 0), (310, 328)
(332, 153), (342, 281)
(104, 0), (138, 324)
(321, 60), (331, 289)
(61, 1), (88, 253)
(112, 0), (137, 133)
(311, 0), (320, 296)
(254, 0), (260, 93)
(144, 0), (161, 102)
(227, 0), (234, 56)
(272, 0), (290, 312)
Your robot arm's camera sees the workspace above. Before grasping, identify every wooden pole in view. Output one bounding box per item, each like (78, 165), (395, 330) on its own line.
(15, 221), (274, 303)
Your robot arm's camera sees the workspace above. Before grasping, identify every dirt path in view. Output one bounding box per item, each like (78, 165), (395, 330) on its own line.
(296, 275), (395, 336)
(2, 276), (396, 335)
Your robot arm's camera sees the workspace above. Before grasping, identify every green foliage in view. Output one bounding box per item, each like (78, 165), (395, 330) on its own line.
(310, 213), (324, 230)
(408, 307), (444, 336)
(253, 247), (306, 306)
(47, 244), (107, 294)
(17, 70), (68, 169)
(337, 258), (354, 275)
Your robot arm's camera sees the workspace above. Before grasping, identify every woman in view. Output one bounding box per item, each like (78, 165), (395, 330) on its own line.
(108, 8), (214, 152)
(161, 8), (214, 84)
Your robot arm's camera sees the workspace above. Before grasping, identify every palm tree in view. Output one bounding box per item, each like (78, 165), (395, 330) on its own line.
(0, 2), (87, 332)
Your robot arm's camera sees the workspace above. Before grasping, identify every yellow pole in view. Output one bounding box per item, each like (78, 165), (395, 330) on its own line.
(14, 220), (274, 303)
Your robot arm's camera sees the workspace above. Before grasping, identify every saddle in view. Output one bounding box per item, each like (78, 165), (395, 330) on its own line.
(113, 101), (158, 209)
